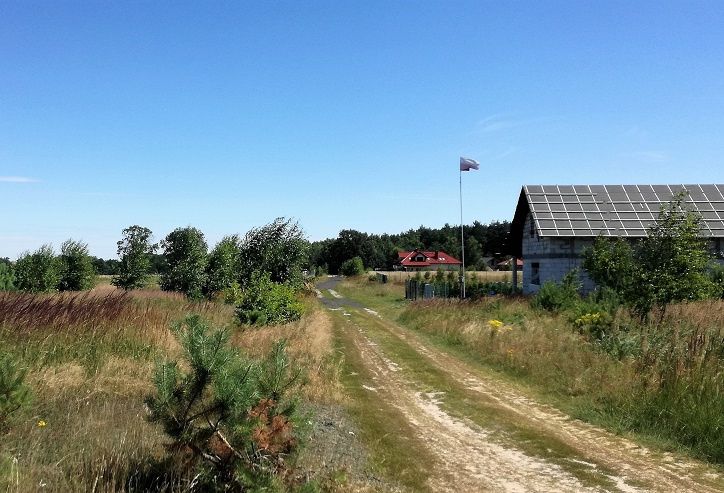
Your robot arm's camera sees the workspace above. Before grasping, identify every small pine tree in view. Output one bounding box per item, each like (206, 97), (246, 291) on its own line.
(0, 353), (31, 434)
(145, 316), (301, 488)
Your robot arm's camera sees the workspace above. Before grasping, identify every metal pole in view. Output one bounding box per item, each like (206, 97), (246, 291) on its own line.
(460, 168), (466, 299)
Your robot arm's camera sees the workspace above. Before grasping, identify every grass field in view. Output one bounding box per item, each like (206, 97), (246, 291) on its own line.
(0, 284), (349, 492)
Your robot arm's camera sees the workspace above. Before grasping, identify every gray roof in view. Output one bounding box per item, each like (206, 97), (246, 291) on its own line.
(520, 184), (724, 238)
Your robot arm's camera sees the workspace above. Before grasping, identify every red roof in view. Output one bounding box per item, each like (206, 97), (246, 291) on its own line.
(397, 250), (462, 267)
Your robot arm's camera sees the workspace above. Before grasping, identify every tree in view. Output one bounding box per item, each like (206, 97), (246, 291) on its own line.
(145, 316), (300, 488)
(584, 193), (716, 318)
(160, 227), (208, 298)
(236, 271), (304, 325)
(464, 236), (482, 269)
(91, 257), (120, 275)
(58, 239), (96, 291)
(14, 245), (60, 293)
(0, 352), (31, 434)
(0, 263), (14, 291)
(340, 257), (364, 276)
(112, 226), (156, 291)
(239, 218), (308, 287)
(205, 235), (242, 297)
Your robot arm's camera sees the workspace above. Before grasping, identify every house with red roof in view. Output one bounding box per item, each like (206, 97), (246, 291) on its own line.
(396, 249), (462, 271)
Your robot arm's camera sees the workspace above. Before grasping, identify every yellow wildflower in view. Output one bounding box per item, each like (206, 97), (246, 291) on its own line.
(37, 420), (47, 428)
(488, 319), (504, 329)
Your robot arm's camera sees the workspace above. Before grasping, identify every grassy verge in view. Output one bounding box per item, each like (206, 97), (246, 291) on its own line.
(338, 278), (724, 468)
(327, 309), (435, 492)
(342, 309), (626, 490)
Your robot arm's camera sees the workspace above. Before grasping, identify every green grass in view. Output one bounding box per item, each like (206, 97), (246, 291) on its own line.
(339, 279), (724, 473)
(343, 309), (627, 490)
(328, 310), (435, 492)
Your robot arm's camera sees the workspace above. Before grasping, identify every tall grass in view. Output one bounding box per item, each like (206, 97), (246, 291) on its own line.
(0, 287), (334, 492)
(396, 296), (724, 463)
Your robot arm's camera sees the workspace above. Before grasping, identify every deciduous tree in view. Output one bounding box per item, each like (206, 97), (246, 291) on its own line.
(58, 239), (96, 291)
(112, 225), (156, 291)
(160, 227), (208, 298)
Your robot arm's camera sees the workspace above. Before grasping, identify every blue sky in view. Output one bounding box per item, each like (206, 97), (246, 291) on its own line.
(3, 1), (724, 258)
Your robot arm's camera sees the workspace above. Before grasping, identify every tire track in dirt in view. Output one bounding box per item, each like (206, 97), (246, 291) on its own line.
(362, 307), (724, 493)
(341, 313), (605, 492)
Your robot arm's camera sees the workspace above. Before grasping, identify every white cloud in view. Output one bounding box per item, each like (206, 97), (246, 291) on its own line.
(471, 114), (559, 135)
(622, 151), (670, 163)
(0, 176), (38, 183)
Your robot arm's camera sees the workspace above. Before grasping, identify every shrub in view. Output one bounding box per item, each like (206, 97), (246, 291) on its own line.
(204, 235), (242, 298)
(14, 244), (60, 293)
(160, 227), (209, 298)
(584, 192), (716, 318)
(0, 263), (14, 291)
(530, 269), (580, 313)
(707, 262), (724, 299)
(58, 239), (96, 291)
(239, 218), (308, 288)
(0, 353), (31, 434)
(339, 257), (364, 277)
(145, 316), (301, 489)
(112, 225), (157, 291)
(236, 271), (303, 325)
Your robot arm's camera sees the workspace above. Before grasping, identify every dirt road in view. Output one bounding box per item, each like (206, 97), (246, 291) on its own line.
(316, 277), (724, 493)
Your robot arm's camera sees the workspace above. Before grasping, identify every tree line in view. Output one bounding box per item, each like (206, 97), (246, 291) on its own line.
(309, 220), (513, 274)
(0, 218), (513, 294)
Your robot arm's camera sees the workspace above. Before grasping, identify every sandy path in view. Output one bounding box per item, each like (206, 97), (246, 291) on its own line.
(318, 277), (724, 492)
(345, 316), (602, 492)
(367, 313), (723, 493)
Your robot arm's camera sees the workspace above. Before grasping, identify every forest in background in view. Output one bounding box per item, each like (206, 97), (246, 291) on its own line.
(0, 220), (513, 277)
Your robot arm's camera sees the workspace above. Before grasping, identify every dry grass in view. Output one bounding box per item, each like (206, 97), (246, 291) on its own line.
(399, 297), (638, 399)
(0, 284), (343, 492)
(232, 303), (343, 404)
(392, 293), (724, 462)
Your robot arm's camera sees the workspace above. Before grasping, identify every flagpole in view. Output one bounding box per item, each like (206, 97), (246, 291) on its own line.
(459, 167), (466, 299)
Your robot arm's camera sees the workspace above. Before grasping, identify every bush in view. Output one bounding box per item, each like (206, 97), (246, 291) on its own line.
(339, 257), (364, 277)
(112, 225), (157, 291)
(145, 316), (302, 490)
(531, 269), (580, 313)
(707, 262), (724, 299)
(0, 263), (15, 291)
(14, 245), (60, 293)
(0, 353), (31, 434)
(584, 193), (717, 318)
(236, 271), (303, 326)
(160, 227), (208, 298)
(205, 235), (242, 298)
(58, 239), (96, 291)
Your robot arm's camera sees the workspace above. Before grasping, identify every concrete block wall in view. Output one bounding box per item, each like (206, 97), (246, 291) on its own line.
(521, 213), (596, 294)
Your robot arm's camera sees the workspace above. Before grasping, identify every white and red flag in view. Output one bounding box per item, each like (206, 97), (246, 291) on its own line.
(459, 157), (480, 171)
